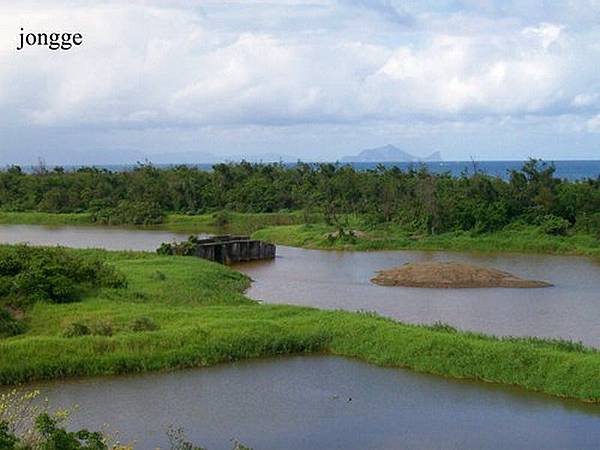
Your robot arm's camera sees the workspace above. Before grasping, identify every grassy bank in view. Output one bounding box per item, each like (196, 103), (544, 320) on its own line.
(163, 211), (309, 234)
(253, 222), (600, 257)
(1, 247), (599, 403)
(0, 211), (307, 235)
(0, 211), (94, 226)
(2, 211), (599, 257)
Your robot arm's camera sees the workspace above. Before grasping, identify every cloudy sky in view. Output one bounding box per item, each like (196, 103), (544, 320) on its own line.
(1, 0), (600, 164)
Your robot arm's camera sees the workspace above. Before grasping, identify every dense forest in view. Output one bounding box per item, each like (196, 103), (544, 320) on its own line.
(1, 160), (600, 236)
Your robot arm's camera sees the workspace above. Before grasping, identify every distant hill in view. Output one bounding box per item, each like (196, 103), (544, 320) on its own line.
(342, 145), (442, 163)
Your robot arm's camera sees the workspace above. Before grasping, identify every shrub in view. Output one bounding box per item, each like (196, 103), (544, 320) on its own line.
(213, 210), (232, 228)
(156, 236), (200, 257)
(538, 214), (570, 236)
(89, 320), (113, 337)
(63, 320), (113, 338)
(0, 421), (18, 449)
(2, 390), (248, 449)
(0, 310), (25, 338)
(156, 242), (174, 256)
(63, 322), (91, 338)
(91, 200), (164, 226)
(0, 245), (126, 305)
(35, 413), (107, 450)
(167, 425), (206, 450)
(428, 321), (459, 333)
(130, 317), (159, 332)
(113, 200), (164, 225)
(575, 212), (600, 239)
(473, 201), (509, 233)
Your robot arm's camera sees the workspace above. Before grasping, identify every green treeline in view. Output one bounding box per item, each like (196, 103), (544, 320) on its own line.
(1, 160), (600, 235)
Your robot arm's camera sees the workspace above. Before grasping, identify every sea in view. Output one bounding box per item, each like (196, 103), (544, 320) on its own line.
(13, 160), (600, 181)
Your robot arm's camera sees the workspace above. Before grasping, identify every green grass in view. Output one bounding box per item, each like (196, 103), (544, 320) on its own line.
(253, 222), (600, 257)
(3, 211), (599, 257)
(0, 211), (308, 235)
(0, 211), (94, 226)
(1, 247), (600, 403)
(162, 211), (309, 234)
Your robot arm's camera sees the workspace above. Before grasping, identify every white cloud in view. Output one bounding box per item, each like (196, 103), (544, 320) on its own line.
(522, 22), (564, 49)
(587, 114), (600, 133)
(572, 93), (599, 108)
(362, 29), (567, 117)
(1, 0), (600, 162)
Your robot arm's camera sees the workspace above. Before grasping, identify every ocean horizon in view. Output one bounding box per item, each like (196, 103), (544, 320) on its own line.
(10, 159), (600, 181)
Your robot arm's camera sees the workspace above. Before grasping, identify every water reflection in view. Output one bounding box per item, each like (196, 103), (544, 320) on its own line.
(15, 356), (600, 450)
(237, 246), (600, 347)
(0, 224), (197, 251)
(2, 224), (599, 346)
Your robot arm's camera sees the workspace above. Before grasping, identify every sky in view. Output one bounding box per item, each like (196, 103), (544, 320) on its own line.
(1, 0), (600, 164)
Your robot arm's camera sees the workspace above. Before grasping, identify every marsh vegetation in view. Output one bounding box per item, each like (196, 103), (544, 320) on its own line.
(0, 245), (598, 403)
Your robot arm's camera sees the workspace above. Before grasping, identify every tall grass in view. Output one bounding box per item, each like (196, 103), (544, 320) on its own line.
(163, 211), (310, 234)
(0, 212), (94, 226)
(0, 247), (599, 402)
(2, 211), (599, 257)
(253, 223), (600, 257)
(0, 211), (308, 235)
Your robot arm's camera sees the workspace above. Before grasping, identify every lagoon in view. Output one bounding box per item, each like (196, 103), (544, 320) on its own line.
(2, 224), (600, 347)
(238, 246), (600, 347)
(2, 224), (600, 448)
(16, 355), (600, 450)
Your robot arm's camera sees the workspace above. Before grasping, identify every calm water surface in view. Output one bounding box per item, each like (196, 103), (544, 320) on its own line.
(237, 246), (600, 347)
(0, 224), (196, 251)
(2, 224), (600, 346)
(12, 356), (600, 450)
(2, 225), (600, 448)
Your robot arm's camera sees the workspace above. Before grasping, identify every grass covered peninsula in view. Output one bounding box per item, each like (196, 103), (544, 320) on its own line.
(1, 245), (599, 403)
(2, 210), (600, 257)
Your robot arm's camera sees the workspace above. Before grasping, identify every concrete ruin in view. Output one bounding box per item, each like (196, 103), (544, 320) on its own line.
(193, 235), (276, 264)
(159, 235), (276, 264)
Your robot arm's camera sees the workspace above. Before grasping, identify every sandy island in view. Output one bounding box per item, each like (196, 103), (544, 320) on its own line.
(371, 261), (553, 289)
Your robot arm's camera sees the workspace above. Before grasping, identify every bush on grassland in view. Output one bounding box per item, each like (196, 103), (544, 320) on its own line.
(91, 200), (164, 226)
(0, 310), (25, 338)
(537, 214), (571, 236)
(130, 316), (159, 332)
(89, 320), (114, 337)
(156, 235), (200, 256)
(63, 319), (114, 338)
(62, 321), (91, 338)
(575, 212), (600, 239)
(0, 245), (126, 305)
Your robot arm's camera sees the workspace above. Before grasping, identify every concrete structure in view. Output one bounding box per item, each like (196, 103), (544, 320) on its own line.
(191, 235), (276, 264)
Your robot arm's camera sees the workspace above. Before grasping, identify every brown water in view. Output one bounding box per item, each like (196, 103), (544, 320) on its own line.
(236, 246), (600, 347)
(15, 355), (600, 450)
(2, 225), (600, 448)
(0, 224), (197, 251)
(2, 224), (600, 346)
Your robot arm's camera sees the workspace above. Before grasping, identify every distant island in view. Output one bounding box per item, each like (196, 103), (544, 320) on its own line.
(341, 144), (442, 163)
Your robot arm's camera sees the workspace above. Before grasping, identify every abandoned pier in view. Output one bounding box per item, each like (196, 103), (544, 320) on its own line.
(157, 235), (276, 264)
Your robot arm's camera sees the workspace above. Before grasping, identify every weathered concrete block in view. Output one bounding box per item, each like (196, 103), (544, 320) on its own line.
(164, 236), (275, 264)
